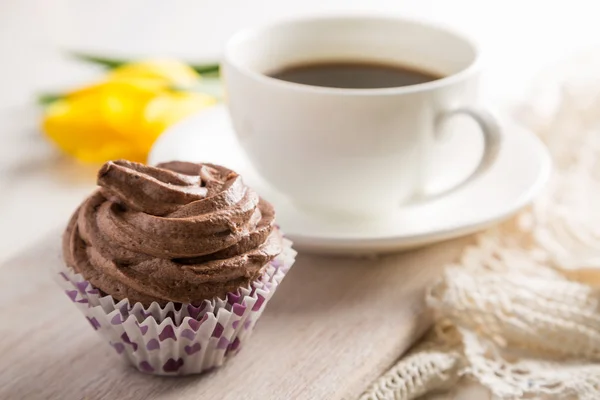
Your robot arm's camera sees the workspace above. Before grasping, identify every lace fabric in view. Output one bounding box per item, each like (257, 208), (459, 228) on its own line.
(361, 52), (600, 400)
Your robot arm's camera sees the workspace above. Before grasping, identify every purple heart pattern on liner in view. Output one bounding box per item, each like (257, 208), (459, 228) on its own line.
(86, 317), (101, 330)
(146, 339), (160, 351)
(163, 358), (185, 373)
(181, 329), (195, 341)
(54, 240), (296, 375)
(139, 361), (154, 373)
(159, 325), (177, 342)
(184, 343), (201, 355)
(211, 323), (224, 338)
(138, 324), (149, 336)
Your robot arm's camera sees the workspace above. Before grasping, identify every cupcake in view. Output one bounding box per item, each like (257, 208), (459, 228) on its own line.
(56, 160), (296, 375)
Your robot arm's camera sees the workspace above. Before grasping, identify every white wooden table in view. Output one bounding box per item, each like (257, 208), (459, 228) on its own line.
(0, 1), (596, 398)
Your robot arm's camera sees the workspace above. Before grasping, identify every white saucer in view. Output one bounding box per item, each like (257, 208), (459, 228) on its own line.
(149, 104), (551, 255)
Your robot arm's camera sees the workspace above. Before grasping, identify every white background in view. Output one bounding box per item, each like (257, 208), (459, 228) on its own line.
(4, 0), (600, 110)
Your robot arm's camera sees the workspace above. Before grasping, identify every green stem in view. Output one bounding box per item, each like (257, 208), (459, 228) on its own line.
(69, 52), (221, 75)
(37, 93), (64, 105)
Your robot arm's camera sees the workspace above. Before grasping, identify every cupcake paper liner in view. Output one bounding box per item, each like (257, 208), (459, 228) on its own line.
(55, 238), (296, 375)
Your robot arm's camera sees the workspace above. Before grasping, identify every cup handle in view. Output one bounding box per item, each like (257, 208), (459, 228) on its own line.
(419, 107), (503, 201)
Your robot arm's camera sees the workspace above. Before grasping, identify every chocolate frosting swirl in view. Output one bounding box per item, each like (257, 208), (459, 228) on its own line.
(62, 160), (283, 306)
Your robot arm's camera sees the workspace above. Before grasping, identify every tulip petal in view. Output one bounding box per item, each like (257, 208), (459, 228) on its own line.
(109, 59), (200, 87)
(142, 91), (217, 150)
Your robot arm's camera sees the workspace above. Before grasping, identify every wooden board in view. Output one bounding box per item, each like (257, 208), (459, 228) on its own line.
(0, 232), (473, 400)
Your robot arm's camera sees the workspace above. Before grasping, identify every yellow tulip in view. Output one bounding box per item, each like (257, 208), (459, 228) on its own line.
(42, 59), (217, 163)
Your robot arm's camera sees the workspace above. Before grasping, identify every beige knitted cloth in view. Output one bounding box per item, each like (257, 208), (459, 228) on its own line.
(361, 53), (600, 400)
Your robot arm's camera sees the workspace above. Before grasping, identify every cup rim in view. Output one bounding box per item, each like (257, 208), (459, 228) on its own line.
(223, 14), (481, 96)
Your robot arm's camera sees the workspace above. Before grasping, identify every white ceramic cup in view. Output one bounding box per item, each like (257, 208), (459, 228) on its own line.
(223, 15), (501, 217)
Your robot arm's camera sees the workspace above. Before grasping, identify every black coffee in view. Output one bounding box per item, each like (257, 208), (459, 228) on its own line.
(268, 61), (441, 89)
